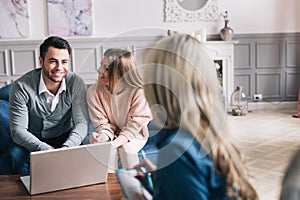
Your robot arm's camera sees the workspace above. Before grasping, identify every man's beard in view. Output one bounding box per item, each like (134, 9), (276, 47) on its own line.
(42, 66), (66, 83)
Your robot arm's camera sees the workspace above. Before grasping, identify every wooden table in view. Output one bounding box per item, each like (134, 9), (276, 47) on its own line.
(0, 173), (123, 199)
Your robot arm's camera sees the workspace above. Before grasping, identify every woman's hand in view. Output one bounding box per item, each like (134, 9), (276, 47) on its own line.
(89, 132), (109, 144)
(134, 159), (157, 172)
(111, 135), (129, 148)
(133, 159), (157, 196)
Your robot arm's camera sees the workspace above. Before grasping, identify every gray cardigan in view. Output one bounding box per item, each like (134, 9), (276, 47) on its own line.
(9, 69), (88, 151)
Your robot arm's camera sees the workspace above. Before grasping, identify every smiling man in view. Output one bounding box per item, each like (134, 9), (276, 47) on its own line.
(7, 36), (89, 174)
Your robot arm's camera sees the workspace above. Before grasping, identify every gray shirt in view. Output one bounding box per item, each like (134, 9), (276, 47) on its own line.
(9, 69), (88, 151)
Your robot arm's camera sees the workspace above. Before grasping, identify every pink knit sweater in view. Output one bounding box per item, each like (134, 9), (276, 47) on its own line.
(86, 83), (152, 141)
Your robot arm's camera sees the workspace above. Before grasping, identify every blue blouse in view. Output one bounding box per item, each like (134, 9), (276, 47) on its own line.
(152, 128), (229, 200)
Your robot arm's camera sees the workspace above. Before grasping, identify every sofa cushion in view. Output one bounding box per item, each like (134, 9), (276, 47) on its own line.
(0, 100), (11, 155)
(0, 84), (12, 101)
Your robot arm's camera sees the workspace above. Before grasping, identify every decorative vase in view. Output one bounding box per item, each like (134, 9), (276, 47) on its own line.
(220, 19), (234, 41)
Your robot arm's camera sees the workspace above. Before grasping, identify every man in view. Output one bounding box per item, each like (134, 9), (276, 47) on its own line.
(7, 36), (88, 174)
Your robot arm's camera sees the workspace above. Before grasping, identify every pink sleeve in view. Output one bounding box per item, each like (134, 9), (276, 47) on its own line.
(86, 84), (116, 140)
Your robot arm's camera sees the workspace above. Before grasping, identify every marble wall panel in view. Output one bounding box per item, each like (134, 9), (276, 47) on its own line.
(48, 0), (93, 36)
(0, 0), (30, 38)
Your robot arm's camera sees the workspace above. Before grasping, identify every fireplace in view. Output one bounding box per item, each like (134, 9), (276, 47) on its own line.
(202, 41), (238, 108)
(214, 59), (223, 87)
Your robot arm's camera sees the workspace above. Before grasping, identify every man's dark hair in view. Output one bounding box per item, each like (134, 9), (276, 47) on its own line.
(39, 36), (71, 59)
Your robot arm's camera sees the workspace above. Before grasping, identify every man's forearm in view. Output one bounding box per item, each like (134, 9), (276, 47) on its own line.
(10, 128), (52, 151)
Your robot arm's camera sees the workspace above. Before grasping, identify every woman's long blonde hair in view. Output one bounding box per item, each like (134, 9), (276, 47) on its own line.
(143, 34), (258, 199)
(104, 48), (144, 92)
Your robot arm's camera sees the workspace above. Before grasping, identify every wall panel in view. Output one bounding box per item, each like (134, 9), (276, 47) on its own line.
(256, 72), (282, 99)
(1, 33), (299, 102)
(11, 49), (38, 76)
(233, 33), (300, 102)
(257, 41), (282, 69)
(286, 72), (300, 98)
(234, 42), (254, 69)
(72, 47), (99, 84)
(234, 74), (251, 98)
(0, 49), (8, 76)
(286, 41), (300, 68)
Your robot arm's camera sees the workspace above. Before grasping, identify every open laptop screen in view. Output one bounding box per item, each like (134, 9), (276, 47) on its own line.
(20, 142), (113, 195)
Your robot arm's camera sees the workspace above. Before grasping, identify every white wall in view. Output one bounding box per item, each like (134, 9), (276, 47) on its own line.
(25, 0), (300, 39)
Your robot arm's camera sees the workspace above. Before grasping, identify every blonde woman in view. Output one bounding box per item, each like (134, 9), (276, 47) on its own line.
(87, 49), (151, 169)
(135, 34), (258, 199)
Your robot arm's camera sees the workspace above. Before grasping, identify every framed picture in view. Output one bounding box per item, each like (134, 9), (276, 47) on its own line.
(0, 0), (30, 38)
(48, 0), (93, 36)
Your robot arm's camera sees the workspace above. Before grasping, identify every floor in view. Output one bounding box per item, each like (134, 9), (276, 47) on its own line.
(227, 109), (300, 200)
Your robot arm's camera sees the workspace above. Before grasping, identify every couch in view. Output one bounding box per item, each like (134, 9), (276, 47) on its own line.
(0, 84), (160, 174)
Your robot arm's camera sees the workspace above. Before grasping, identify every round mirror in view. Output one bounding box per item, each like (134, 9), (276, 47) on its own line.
(177, 0), (208, 11)
(165, 0), (219, 22)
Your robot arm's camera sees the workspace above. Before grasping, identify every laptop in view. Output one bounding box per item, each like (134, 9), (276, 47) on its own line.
(20, 142), (113, 195)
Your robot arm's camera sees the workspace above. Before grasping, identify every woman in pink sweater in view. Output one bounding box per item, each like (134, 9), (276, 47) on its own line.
(86, 49), (152, 169)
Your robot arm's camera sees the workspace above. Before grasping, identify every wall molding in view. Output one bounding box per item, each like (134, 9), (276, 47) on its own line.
(233, 32), (300, 102)
(1, 33), (299, 104)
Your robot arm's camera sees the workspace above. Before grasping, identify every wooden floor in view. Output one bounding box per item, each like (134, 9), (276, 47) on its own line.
(228, 109), (300, 200)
